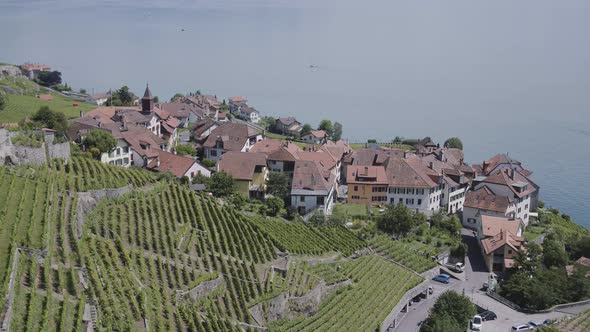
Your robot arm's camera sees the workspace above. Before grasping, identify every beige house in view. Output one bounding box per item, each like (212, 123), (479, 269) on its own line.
(478, 216), (524, 272)
(217, 151), (268, 199)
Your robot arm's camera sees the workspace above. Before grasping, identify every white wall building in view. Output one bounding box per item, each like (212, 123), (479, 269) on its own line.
(100, 139), (132, 167)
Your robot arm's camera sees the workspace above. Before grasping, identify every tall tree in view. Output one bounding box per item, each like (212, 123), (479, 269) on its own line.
(444, 137), (463, 150)
(206, 171), (235, 197)
(265, 196), (284, 216)
(83, 129), (117, 154)
(331, 121), (343, 141)
(300, 123), (313, 137)
(318, 119), (334, 137)
(266, 172), (290, 200)
(421, 291), (476, 332)
(31, 106), (68, 136)
(36, 70), (62, 86)
(377, 203), (424, 237)
(115, 86), (134, 106)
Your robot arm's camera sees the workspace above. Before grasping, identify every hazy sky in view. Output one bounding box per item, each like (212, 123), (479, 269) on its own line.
(2, 0), (590, 224)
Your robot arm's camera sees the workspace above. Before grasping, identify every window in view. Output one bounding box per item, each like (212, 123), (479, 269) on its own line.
(210, 150), (217, 157)
(351, 195), (360, 200)
(399, 198), (403, 203)
(417, 199), (422, 205)
(122, 147), (129, 153)
(300, 196), (305, 202)
(508, 250), (513, 254)
(123, 158), (129, 164)
(317, 196), (325, 205)
(354, 186), (358, 191)
(467, 218), (476, 224)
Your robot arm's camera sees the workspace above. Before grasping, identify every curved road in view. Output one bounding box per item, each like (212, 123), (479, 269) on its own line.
(394, 229), (570, 332)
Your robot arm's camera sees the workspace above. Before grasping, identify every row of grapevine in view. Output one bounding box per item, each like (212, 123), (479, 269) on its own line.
(270, 255), (423, 332)
(368, 235), (437, 273)
(58, 157), (157, 191)
(246, 215), (366, 256)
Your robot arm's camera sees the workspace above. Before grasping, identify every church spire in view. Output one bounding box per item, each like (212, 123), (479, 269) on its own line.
(141, 83), (154, 112)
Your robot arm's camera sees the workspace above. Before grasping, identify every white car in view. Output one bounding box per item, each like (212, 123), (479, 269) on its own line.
(510, 324), (532, 332)
(471, 315), (483, 331)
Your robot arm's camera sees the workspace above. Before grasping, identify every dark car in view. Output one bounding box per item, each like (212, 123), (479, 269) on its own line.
(479, 310), (497, 321)
(432, 274), (451, 284)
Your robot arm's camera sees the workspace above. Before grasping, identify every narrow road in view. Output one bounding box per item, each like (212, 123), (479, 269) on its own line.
(393, 229), (570, 332)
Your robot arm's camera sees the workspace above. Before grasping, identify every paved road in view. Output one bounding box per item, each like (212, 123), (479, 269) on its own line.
(393, 230), (570, 332)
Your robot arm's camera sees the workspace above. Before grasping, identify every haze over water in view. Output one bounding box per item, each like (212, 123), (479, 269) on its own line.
(1, 0), (589, 228)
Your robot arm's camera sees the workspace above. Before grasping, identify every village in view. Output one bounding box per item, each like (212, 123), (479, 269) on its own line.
(1, 62), (589, 332)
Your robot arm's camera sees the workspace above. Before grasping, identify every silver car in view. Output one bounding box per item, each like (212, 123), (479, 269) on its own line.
(510, 324), (532, 332)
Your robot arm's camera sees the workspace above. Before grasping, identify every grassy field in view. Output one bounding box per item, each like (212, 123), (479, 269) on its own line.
(0, 93), (95, 122)
(523, 224), (546, 242)
(333, 203), (369, 218)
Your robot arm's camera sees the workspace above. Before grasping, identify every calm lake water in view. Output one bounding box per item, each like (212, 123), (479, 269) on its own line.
(1, 0), (589, 228)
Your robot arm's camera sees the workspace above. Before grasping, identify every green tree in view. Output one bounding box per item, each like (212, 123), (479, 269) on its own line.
(300, 123), (313, 136)
(0, 94), (6, 111)
(420, 313), (462, 332)
(153, 96), (159, 103)
(116, 86), (134, 106)
(420, 290), (476, 332)
(514, 242), (543, 275)
(543, 237), (568, 268)
(265, 196), (284, 216)
(174, 144), (195, 156)
(266, 172), (290, 200)
(36, 70), (62, 86)
(332, 121), (343, 141)
(191, 172), (209, 184)
(79, 88), (87, 94)
(83, 129), (117, 154)
(171, 93), (184, 102)
(377, 203), (424, 237)
(444, 137), (463, 150)
(31, 106), (68, 136)
(206, 171), (235, 197)
(318, 119), (333, 137)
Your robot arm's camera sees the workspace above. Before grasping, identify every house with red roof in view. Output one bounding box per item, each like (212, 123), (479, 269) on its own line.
(20, 63), (51, 79)
(347, 165), (388, 205)
(290, 160), (336, 215)
(217, 151), (268, 199)
(472, 168), (537, 226)
(202, 122), (262, 161)
(146, 150), (210, 182)
(462, 186), (518, 231)
(301, 130), (328, 144)
(475, 215), (524, 272)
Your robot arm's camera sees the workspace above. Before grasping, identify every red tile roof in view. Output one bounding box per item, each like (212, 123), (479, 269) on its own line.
(217, 151), (267, 180)
(481, 229), (524, 255)
(292, 160), (334, 192)
(481, 216), (521, 238)
(202, 122), (258, 152)
(384, 157), (438, 188)
(347, 165), (388, 185)
(146, 150), (196, 178)
(464, 186), (512, 213)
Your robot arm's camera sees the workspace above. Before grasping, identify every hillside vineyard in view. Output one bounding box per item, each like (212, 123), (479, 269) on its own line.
(0, 158), (427, 331)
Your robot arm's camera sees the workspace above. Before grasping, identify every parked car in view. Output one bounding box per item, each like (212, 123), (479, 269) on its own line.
(432, 274), (451, 284)
(479, 310), (497, 321)
(471, 315), (483, 331)
(446, 262), (465, 273)
(510, 324), (532, 332)
(528, 319), (552, 329)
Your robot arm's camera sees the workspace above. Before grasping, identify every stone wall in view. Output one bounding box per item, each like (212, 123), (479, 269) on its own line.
(74, 185), (133, 240)
(0, 129), (71, 166)
(177, 276), (225, 303)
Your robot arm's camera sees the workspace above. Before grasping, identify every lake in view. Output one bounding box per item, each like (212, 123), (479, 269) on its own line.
(1, 0), (589, 228)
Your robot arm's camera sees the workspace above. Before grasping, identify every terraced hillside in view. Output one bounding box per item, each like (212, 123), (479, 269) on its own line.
(0, 157), (423, 331)
(269, 255), (423, 331)
(368, 235), (438, 273)
(556, 309), (590, 332)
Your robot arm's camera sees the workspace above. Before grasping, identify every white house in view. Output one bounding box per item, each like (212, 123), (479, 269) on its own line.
(290, 160), (336, 215)
(384, 157), (444, 216)
(462, 186), (518, 231)
(238, 105), (260, 124)
(301, 130), (328, 144)
(472, 169), (534, 226)
(101, 138), (132, 167)
(202, 122), (262, 161)
(87, 93), (111, 106)
(146, 150), (210, 182)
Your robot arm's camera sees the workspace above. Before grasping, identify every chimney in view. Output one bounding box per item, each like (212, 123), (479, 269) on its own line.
(482, 160), (487, 174)
(510, 168), (515, 180)
(429, 161), (433, 169)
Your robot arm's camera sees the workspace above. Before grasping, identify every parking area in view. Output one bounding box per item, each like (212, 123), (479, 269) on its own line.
(393, 231), (570, 332)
